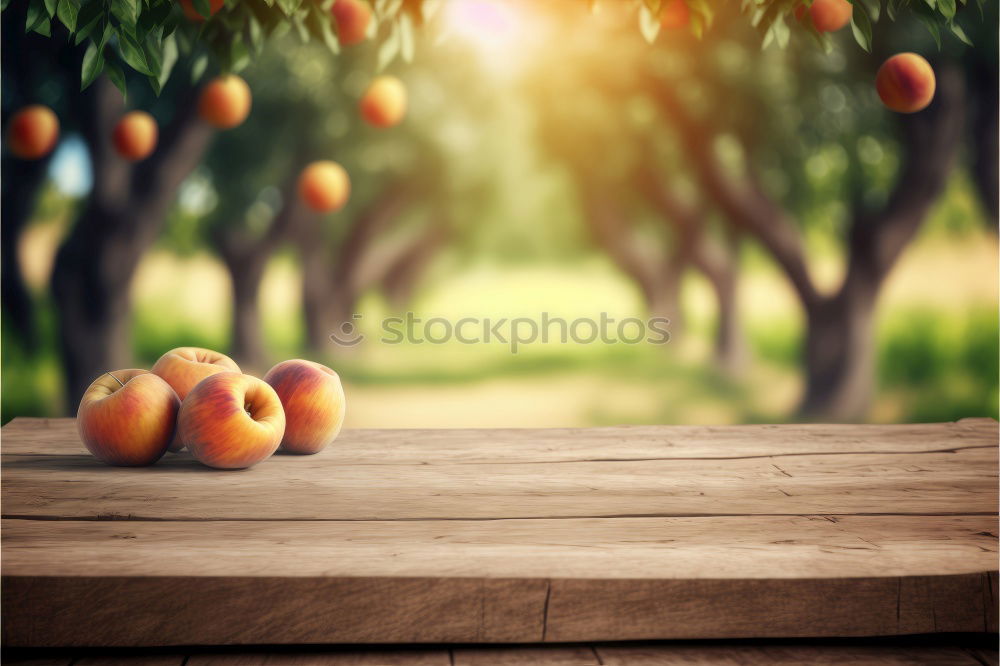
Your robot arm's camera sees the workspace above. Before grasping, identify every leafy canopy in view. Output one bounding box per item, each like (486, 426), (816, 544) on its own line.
(3, 0), (981, 97)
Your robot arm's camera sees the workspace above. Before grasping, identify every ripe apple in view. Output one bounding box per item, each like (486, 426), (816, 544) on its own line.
(178, 372), (285, 469)
(77, 369), (179, 466)
(359, 76), (407, 129)
(660, 0), (690, 29)
(113, 111), (158, 161)
(264, 359), (347, 455)
(807, 0), (852, 32)
(298, 160), (351, 213)
(151, 347), (241, 402)
(198, 75), (252, 129)
(331, 0), (371, 45)
(876, 53), (936, 114)
(7, 105), (59, 160)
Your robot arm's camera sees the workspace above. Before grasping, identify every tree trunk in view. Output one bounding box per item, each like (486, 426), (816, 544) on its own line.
(50, 78), (213, 406)
(703, 252), (745, 375)
(216, 234), (269, 370)
(797, 66), (966, 419)
(1, 154), (51, 347)
(51, 203), (137, 406)
(799, 280), (878, 420)
(294, 181), (416, 354)
(298, 238), (339, 353)
(381, 223), (448, 309)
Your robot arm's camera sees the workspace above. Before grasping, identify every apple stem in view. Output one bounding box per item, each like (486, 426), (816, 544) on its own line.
(105, 371), (125, 388)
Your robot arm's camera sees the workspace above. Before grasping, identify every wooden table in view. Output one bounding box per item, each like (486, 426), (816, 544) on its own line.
(2, 417), (997, 651)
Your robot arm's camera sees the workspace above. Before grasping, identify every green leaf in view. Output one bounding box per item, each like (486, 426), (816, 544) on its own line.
(937, 0), (956, 17)
(949, 20), (972, 44)
(399, 11), (414, 61)
(190, 52), (209, 82)
(142, 28), (164, 77)
(304, 4), (338, 53)
(73, 0), (103, 43)
(1, 0), (13, 11)
(638, 3), (660, 43)
(80, 40), (104, 89)
(275, 0), (301, 16)
(42, 0), (56, 18)
(110, 0), (138, 25)
(922, 0), (936, 8)
(849, 2), (872, 51)
(375, 0), (403, 20)
(56, 0), (79, 31)
(376, 18), (400, 70)
(117, 29), (155, 75)
(25, 0), (46, 31)
(772, 15), (790, 48)
(31, 16), (51, 34)
(915, 12), (941, 47)
(105, 58), (127, 97)
(856, 0), (879, 22)
(158, 32), (178, 88)
(229, 35), (250, 71)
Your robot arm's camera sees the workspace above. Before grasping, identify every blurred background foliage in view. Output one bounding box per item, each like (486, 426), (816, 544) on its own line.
(2, 0), (996, 427)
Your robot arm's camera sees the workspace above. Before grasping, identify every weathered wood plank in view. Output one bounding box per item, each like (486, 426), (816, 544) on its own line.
(544, 573), (994, 642)
(2, 577), (548, 647)
(74, 658), (185, 665)
(2, 516), (994, 580)
(3, 417), (994, 462)
(452, 646), (599, 665)
(185, 651), (449, 665)
(2, 419), (996, 647)
(2, 572), (994, 646)
(596, 643), (987, 665)
(2, 444), (995, 521)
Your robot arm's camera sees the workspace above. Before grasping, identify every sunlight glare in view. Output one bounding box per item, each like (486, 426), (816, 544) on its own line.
(441, 0), (544, 77)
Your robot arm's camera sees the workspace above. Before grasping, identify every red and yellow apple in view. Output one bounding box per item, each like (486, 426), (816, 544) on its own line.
(298, 160), (351, 213)
(876, 53), (936, 114)
(660, 0), (690, 29)
(178, 372), (285, 469)
(264, 359), (347, 455)
(805, 0), (852, 32)
(331, 0), (371, 45)
(113, 111), (158, 161)
(151, 347), (241, 401)
(77, 369), (179, 466)
(198, 75), (252, 129)
(7, 105), (59, 160)
(359, 76), (407, 129)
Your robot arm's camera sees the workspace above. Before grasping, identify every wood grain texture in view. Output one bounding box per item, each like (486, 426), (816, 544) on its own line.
(185, 651), (448, 665)
(3, 642), (996, 666)
(2, 418), (997, 647)
(2, 515), (994, 579)
(3, 419), (996, 521)
(596, 644), (988, 665)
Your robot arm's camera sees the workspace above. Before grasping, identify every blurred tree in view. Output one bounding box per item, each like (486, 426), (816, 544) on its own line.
(636, 12), (980, 418)
(191, 36), (451, 363)
(529, 2), (991, 418)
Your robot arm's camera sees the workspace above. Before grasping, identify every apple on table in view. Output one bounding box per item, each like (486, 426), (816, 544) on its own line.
(265, 359), (347, 455)
(178, 372), (285, 470)
(77, 369), (179, 466)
